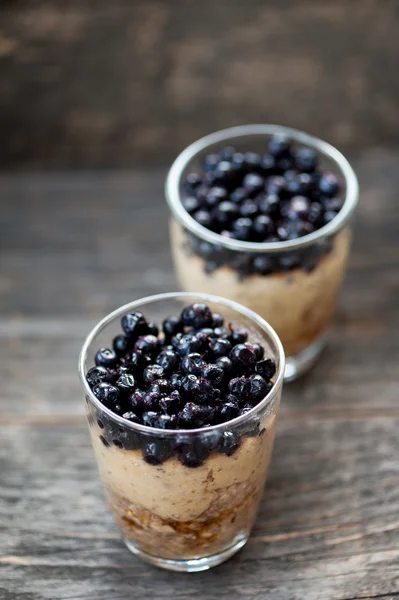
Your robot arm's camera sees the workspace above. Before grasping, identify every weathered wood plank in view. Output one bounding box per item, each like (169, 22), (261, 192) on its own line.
(1, 418), (399, 600)
(0, 1), (399, 167)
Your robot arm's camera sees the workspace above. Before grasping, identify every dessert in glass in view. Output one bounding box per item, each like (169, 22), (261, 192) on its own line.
(79, 292), (285, 572)
(165, 125), (359, 380)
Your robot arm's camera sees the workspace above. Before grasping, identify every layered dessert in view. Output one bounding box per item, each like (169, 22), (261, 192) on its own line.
(169, 134), (351, 358)
(85, 302), (281, 562)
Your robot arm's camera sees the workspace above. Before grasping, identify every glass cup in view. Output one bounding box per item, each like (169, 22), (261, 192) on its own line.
(165, 125), (359, 380)
(79, 292), (285, 572)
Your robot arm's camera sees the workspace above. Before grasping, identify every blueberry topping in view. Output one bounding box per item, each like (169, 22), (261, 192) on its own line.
(87, 302), (277, 467)
(95, 348), (118, 369)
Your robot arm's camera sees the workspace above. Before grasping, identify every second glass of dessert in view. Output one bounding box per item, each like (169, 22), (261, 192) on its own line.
(166, 125), (359, 380)
(79, 293), (285, 572)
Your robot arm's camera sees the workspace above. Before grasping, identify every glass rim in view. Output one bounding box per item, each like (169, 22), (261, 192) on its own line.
(165, 124), (359, 253)
(78, 291), (285, 436)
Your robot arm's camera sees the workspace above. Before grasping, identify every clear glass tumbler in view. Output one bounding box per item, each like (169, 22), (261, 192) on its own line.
(79, 292), (285, 572)
(165, 125), (359, 380)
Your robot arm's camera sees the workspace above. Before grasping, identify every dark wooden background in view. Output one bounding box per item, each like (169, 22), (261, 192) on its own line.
(1, 0), (399, 168)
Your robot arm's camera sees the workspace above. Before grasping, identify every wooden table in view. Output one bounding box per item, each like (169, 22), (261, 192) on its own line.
(1, 151), (399, 600)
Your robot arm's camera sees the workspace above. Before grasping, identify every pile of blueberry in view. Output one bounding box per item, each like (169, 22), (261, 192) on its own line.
(86, 303), (276, 467)
(181, 134), (342, 277)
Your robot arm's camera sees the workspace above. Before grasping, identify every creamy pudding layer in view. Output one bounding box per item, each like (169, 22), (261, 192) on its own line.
(90, 414), (276, 560)
(171, 220), (350, 357)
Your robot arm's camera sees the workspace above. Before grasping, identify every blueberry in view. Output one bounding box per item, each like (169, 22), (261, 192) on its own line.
(228, 376), (250, 400)
(266, 175), (286, 197)
(240, 200), (259, 219)
(134, 335), (161, 356)
(212, 313), (224, 328)
(323, 210), (338, 224)
(319, 172), (340, 197)
(157, 414), (178, 429)
(181, 302), (213, 329)
(230, 343), (257, 368)
(142, 411), (161, 428)
(215, 201), (240, 225)
(259, 193), (280, 215)
(112, 335), (131, 358)
(232, 217), (253, 241)
(255, 358), (276, 379)
(230, 187), (247, 204)
(261, 153), (277, 174)
(230, 328), (248, 344)
(243, 173), (264, 195)
(203, 153), (220, 171)
(248, 374), (269, 402)
(219, 401), (240, 422)
(220, 146), (235, 160)
(176, 437), (210, 468)
(149, 379), (173, 397)
(86, 366), (113, 388)
(159, 391), (183, 414)
(214, 160), (238, 185)
(124, 349), (147, 370)
(218, 431), (241, 456)
(322, 198), (343, 212)
(114, 429), (141, 450)
(268, 134), (291, 158)
(212, 327), (229, 340)
(128, 389), (146, 413)
(143, 391), (161, 412)
(182, 375), (215, 404)
(209, 337), (232, 357)
(94, 348), (118, 369)
(99, 435), (110, 448)
(121, 312), (147, 338)
(170, 372), (183, 390)
(308, 202), (324, 225)
(289, 195), (310, 219)
(93, 382), (120, 407)
(279, 252), (301, 270)
(253, 255), (273, 275)
(193, 209), (212, 228)
(182, 196), (201, 214)
(202, 364), (224, 386)
(216, 356), (233, 374)
(243, 151), (261, 171)
(142, 440), (172, 465)
(143, 364), (165, 384)
(181, 353), (203, 375)
(122, 411), (140, 423)
(116, 373), (136, 394)
(178, 403), (207, 429)
(162, 316), (184, 339)
(206, 186), (228, 207)
(232, 152), (245, 170)
(252, 343), (264, 360)
(156, 349), (179, 372)
(184, 172), (201, 193)
(146, 322), (159, 337)
(295, 147), (317, 172)
(238, 411), (261, 437)
(254, 214), (274, 239)
(173, 333), (202, 357)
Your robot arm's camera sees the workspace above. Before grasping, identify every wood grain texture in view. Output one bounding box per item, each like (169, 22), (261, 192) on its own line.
(1, 150), (399, 598)
(0, 1), (399, 168)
